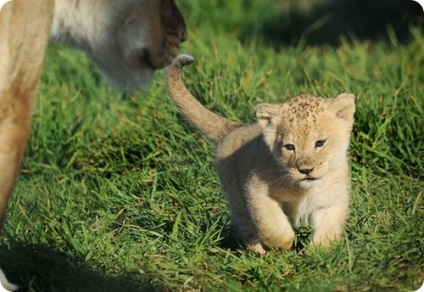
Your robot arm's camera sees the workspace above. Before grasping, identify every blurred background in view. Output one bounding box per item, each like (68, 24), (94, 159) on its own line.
(179, 0), (423, 46)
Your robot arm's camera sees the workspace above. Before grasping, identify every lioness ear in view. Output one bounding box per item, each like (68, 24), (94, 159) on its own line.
(328, 93), (356, 122)
(255, 103), (280, 127)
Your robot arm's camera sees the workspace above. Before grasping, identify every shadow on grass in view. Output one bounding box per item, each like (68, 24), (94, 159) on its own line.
(254, 0), (423, 46)
(0, 240), (161, 292)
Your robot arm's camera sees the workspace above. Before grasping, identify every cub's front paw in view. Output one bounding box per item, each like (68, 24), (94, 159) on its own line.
(262, 228), (295, 251)
(311, 226), (343, 248)
(248, 242), (267, 255)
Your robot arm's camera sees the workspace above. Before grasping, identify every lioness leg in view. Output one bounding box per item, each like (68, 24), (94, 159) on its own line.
(0, 0), (54, 226)
(0, 86), (39, 226)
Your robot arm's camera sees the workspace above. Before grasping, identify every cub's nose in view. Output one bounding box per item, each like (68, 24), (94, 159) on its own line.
(296, 160), (314, 175)
(298, 167), (314, 175)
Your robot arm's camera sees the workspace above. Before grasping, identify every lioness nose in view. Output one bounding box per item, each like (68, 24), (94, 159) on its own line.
(180, 30), (187, 42)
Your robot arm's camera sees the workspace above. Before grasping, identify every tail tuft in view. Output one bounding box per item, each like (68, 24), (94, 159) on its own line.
(171, 54), (195, 68)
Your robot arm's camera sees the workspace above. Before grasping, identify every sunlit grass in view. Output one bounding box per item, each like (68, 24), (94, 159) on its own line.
(0, 0), (423, 290)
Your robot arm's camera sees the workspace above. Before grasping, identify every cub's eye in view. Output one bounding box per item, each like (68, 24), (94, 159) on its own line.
(284, 144), (295, 151)
(315, 140), (326, 148)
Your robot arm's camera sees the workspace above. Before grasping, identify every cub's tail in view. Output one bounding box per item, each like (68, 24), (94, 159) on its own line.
(166, 54), (240, 143)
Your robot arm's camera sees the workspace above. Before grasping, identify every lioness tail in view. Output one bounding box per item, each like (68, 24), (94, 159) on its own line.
(166, 54), (240, 143)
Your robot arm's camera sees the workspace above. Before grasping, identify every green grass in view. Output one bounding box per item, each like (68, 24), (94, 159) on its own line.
(1, 0), (423, 291)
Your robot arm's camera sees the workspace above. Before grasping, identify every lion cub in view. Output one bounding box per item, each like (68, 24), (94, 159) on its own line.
(166, 55), (356, 254)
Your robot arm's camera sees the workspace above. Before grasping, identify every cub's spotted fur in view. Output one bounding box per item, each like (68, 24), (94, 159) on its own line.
(166, 55), (356, 254)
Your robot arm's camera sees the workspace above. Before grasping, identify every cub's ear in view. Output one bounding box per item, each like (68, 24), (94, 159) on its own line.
(328, 93), (356, 122)
(255, 103), (280, 127)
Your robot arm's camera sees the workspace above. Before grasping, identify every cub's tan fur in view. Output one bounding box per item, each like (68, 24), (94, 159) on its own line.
(166, 55), (355, 254)
(0, 0), (186, 227)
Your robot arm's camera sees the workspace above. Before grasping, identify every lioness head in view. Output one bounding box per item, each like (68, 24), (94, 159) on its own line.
(52, 0), (187, 90)
(256, 94), (355, 188)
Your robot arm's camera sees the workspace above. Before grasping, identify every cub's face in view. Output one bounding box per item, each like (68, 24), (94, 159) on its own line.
(88, 0), (187, 90)
(256, 94), (355, 188)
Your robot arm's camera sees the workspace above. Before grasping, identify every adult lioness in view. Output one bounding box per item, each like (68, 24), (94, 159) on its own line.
(0, 0), (186, 227)
(0, 0), (185, 288)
